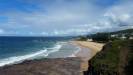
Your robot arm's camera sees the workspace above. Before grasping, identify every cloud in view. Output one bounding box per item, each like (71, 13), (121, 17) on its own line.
(104, 1), (133, 28)
(0, 0), (105, 36)
(84, 0), (133, 33)
(0, 29), (4, 34)
(0, 0), (133, 36)
(41, 32), (48, 36)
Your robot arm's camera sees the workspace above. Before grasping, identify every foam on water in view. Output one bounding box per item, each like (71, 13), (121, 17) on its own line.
(68, 44), (81, 57)
(0, 43), (62, 67)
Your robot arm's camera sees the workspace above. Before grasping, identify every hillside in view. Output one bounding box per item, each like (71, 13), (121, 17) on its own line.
(87, 29), (133, 42)
(84, 40), (133, 75)
(111, 29), (133, 34)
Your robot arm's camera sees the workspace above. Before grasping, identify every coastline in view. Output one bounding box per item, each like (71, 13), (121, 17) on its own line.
(71, 41), (105, 71)
(0, 40), (105, 75)
(71, 41), (104, 60)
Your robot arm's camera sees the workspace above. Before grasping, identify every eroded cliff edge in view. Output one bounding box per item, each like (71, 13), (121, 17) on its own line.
(84, 40), (133, 75)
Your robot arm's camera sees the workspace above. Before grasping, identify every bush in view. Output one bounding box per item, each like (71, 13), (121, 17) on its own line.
(91, 33), (110, 42)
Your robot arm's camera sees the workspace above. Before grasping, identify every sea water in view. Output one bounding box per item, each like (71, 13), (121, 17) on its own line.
(0, 36), (80, 67)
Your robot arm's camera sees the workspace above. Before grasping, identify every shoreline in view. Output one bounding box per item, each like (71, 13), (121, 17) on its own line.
(71, 41), (104, 60)
(0, 40), (105, 75)
(71, 41), (105, 71)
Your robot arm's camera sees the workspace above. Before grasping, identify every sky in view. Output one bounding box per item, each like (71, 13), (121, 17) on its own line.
(0, 0), (133, 36)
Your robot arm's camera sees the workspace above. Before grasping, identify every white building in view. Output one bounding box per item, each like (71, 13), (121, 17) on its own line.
(87, 39), (93, 41)
(129, 37), (133, 39)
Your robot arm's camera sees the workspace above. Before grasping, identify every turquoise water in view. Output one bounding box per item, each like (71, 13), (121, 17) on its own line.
(0, 36), (79, 67)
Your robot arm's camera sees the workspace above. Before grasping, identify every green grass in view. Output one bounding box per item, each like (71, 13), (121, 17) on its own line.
(89, 40), (133, 75)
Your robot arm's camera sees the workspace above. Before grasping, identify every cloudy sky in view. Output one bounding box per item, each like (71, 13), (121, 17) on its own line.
(0, 0), (133, 36)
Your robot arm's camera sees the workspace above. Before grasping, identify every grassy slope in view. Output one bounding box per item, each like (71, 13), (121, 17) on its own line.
(86, 40), (133, 75)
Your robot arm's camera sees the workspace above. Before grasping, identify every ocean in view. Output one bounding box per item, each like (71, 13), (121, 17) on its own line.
(0, 36), (80, 67)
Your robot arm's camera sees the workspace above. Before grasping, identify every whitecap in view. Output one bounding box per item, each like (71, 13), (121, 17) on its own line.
(0, 43), (62, 67)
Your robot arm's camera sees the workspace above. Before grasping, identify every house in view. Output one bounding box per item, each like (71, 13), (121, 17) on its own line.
(129, 37), (133, 39)
(111, 35), (116, 37)
(120, 35), (126, 40)
(87, 39), (93, 41)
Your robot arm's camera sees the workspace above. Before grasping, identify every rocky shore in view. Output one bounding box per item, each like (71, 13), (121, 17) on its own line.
(0, 58), (82, 75)
(0, 41), (105, 75)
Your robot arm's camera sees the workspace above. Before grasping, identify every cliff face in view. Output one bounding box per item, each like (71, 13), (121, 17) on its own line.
(85, 40), (133, 75)
(0, 58), (82, 75)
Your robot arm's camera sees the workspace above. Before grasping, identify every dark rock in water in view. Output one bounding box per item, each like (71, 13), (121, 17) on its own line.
(0, 58), (82, 75)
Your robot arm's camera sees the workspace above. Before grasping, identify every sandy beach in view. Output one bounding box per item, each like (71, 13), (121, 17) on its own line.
(72, 41), (105, 71)
(0, 41), (105, 75)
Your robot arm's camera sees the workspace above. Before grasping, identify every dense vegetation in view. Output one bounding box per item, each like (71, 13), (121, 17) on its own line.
(89, 33), (110, 42)
(87, 29), (133, 42)
(76, 36), (88, 41)
(84, 40), (133, 75)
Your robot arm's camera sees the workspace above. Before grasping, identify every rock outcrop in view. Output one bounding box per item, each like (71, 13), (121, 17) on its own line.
(0, 58), (82, 75)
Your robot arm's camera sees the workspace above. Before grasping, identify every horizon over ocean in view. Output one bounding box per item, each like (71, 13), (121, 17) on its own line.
(0, 36), (80, 67)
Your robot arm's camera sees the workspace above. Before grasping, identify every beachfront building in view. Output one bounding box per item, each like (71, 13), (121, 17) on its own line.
(120, 35), (127, 40)
(87, 39), (93, 42)
(129, 37), (133, 39)
(111, 34), (117, 38)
